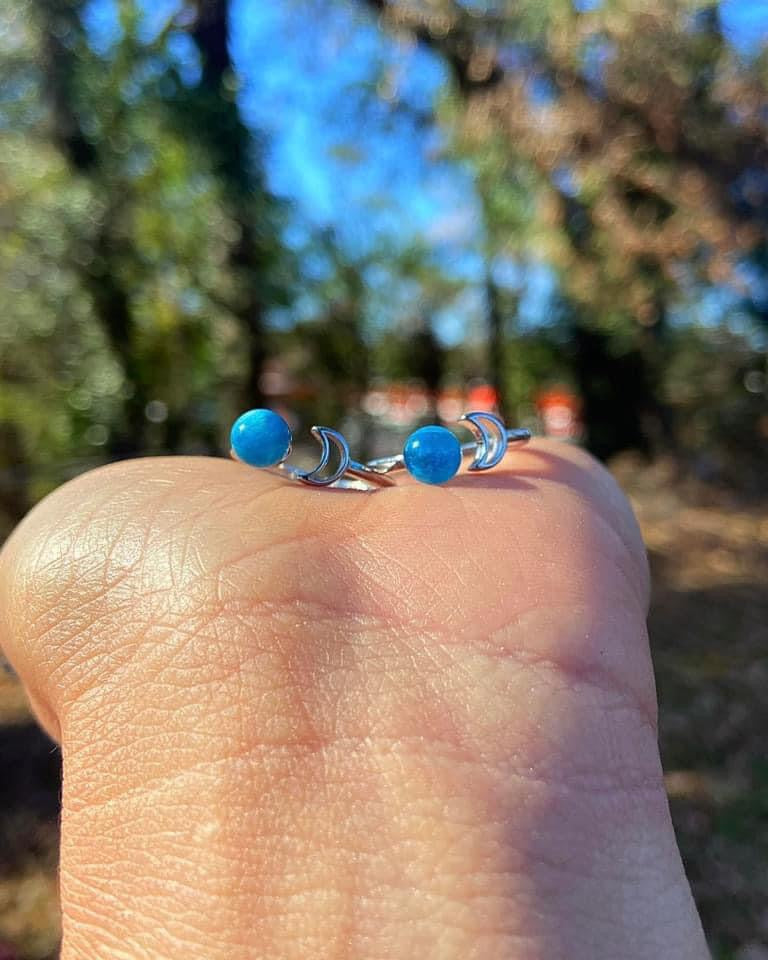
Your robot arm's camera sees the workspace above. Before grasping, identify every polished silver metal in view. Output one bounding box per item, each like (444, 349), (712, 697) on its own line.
(240, 424), (395, 491)
(233, 411), (531, 490)
(364, 411), (531, 479)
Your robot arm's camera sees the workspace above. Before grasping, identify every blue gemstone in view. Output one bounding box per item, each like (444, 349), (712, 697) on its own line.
(230, 409), (292, 467)
(403, 425), (462, 484)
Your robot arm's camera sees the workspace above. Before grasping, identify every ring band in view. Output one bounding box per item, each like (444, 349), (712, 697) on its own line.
(230, 408), (531, 491)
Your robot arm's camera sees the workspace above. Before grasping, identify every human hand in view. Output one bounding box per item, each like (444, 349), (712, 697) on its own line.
(0, 441), (709, 959)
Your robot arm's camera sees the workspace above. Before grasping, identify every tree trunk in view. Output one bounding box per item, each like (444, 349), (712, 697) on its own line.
(33, 0), (147, 458)
(571, 325), (653, 460)
(187, 0), (269, 410)
(485, 271), (509, 421)
(0, 422), (31, 532)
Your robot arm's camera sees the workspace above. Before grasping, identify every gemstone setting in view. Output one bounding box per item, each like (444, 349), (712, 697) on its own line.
(403, 425), (462, 484)
(230, 408), (292, 468)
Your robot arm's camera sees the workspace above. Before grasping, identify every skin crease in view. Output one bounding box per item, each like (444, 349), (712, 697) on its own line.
(0, 440), (710, 960)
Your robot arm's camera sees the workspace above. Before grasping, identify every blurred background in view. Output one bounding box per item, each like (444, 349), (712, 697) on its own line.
(0, 0), (766, 956)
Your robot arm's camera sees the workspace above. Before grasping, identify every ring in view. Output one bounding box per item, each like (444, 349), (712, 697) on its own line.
(230, 408), (531, 491)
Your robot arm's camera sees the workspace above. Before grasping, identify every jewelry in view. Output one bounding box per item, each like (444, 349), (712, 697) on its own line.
(230, 409), (393, 490)
(230, 408), (531, 491)
(367, 412), (531, 484)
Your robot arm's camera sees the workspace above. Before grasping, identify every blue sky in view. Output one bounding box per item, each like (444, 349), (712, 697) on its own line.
(231, 2), (468, 248)
(234, 0), (768, 247)
(82, 0), (768, 341)
(232, 0), (768, 340)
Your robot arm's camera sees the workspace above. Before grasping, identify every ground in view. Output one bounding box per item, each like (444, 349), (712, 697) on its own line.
(0, 456), (766, 960)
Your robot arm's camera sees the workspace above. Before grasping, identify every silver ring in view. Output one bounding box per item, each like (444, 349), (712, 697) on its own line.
(230, 408), (531, 491)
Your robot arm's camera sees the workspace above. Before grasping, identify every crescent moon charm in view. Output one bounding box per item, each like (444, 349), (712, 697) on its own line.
(458, 411), (508, 470)
(295, 425), (351, 486)
(229, 406), (531, 489)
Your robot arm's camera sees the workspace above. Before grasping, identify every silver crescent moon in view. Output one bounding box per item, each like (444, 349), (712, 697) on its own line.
(296, 426), (351, 486)
(458, 411), (508, 470)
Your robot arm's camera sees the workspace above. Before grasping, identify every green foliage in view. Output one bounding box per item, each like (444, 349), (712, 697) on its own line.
(0, 0), (293, 515)
(2, 0), (767, 536)
(366, 0), (768, 461)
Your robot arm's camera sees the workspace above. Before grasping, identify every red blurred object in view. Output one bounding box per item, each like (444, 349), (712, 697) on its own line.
(0, 943), (18, 960)
(536, 386), (583, 441)
(465, 382), (498, 412)
(362, 379), (501, 427)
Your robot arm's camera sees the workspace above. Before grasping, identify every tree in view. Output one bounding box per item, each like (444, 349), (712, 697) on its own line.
(0, 0), (295, 530)
(358, 0), (768, 456)
(170, 0), (293, 412)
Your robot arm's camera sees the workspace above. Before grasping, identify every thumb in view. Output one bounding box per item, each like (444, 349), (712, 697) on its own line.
(0, 449), (709, 960)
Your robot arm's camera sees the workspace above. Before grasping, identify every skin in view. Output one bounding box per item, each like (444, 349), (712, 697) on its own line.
(0, 440), (710, 960)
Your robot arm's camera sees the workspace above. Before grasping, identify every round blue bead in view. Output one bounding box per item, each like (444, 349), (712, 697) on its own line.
(403, 425), (462, 485)
(230, 409), (292, 467)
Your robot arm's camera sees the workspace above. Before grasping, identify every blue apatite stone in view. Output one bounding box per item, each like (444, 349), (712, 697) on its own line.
(230, 409), (292, 467)
(403, 425), (462, 484)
